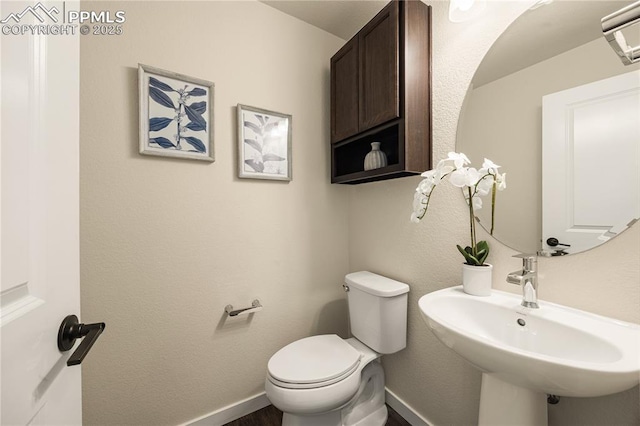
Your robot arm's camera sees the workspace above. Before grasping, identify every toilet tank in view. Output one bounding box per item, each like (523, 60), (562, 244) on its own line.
(345, 271), (410, 354)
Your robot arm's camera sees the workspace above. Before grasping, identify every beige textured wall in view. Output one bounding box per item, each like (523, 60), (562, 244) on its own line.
(80, 1), (640, 425)
(79, 1), (348, 425)
(348, 1), (640, 425)
(459, 37), (640, 253)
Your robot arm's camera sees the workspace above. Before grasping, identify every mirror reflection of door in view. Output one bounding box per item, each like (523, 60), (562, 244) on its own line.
(456, 1), (640, 255)
(542, 71), (640, 255)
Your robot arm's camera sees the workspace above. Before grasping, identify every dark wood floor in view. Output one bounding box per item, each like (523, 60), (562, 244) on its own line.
(224, 404), (411, 426)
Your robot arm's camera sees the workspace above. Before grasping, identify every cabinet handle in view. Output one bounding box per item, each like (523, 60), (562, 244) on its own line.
(57, 315), (105, 366)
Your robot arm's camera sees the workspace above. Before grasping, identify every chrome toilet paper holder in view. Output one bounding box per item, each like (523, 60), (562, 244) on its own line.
(225, 299), (263, 317)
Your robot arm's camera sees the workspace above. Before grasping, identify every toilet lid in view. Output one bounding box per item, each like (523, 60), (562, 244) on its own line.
(268, 335), (361, 386)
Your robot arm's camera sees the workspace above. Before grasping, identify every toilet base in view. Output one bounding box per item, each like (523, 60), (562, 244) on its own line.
(347, 405), (387, 426)
(342, 361), (387, 426)
(279, 360), (387, 426)
(282, 411), (341, 426)
(282, 405), (388, 426)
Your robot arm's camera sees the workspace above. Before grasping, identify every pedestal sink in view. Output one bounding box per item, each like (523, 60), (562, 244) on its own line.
(418, 287), (640, 425)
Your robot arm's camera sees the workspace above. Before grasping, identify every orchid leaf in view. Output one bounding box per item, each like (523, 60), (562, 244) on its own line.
(476, 241), (490, 265)
(466, 254), (482, 266)
(476, 240), (489, 252)
(457, 245), (481, 266)
(457, 245), (473, 262)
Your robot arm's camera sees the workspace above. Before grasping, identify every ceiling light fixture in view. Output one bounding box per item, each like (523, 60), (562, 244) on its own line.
(529, 0), (554, 11)
(449, 0), (486, 23)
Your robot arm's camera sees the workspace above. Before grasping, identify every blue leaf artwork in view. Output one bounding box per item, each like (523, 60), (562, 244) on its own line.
(149, 117), (173, 131)
(182, 136), (206, 152)
(149, 86), (175, 110)
(149, 77), (174, 92)
(184, 104), (206, 131)
(190, 101), (207, 114)
(185, 121), (205, 132)
(145, 70), (210, 159)
(149, 137), (175, 148)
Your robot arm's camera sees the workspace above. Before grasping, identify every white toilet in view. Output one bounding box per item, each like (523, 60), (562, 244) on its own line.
(265, 271), (410, 426)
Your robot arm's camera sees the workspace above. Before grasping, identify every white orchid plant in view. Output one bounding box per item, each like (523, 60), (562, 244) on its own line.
(411, 152), (506, 266)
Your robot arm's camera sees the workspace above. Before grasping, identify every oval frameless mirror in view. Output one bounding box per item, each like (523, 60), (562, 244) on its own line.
(457, 0), (640, 256)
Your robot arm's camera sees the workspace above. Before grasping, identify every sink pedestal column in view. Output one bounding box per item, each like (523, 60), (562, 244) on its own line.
(478, 374), (548, 426)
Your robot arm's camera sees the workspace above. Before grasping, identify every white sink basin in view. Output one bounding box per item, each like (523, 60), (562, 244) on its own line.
(418, 286), (639, 397)
(418, 287), (640, 425)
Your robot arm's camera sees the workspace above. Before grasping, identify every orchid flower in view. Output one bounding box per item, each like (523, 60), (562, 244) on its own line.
(411, 152), (506, 266)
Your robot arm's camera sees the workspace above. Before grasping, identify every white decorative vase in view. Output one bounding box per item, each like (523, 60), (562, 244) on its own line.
(364, 142), (387, 171)
(462, 263), (493, 296)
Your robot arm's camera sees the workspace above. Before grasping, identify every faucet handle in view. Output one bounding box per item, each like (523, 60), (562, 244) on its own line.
(512, 253), (537, 271)
(512, 253), (537, 259)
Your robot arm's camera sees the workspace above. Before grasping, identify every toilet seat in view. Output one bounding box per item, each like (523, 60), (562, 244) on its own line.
(264, 337), (383, 417)
(267, 335), (362, 390)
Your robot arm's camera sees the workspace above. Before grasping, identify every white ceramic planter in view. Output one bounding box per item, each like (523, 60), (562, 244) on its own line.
(462, 263), (493, 296)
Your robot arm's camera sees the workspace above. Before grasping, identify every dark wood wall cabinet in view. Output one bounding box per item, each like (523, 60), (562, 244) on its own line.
(330, 0), (432, 184)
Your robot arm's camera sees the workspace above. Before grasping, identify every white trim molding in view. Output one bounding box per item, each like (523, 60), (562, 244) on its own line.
(183, 393), (270, 426)
(385, 388), (432, 426)
(181, 387), (432, 426)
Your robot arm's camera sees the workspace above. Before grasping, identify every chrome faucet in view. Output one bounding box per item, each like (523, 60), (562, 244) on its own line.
(506, 254), (539, 309)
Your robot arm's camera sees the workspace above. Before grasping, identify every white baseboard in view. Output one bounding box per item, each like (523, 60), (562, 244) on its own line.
(385, 387), (433, 426)
(181, 387), (432, 426)
(183, 392), (270, 426)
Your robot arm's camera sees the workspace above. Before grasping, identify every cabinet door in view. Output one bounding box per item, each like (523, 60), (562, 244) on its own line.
(359, 0), (399, 133)
(331, 37), (359, 143)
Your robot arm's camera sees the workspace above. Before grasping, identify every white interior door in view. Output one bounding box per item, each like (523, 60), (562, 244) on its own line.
(1, 1), (82, 424)
(542, 70), (640, 254)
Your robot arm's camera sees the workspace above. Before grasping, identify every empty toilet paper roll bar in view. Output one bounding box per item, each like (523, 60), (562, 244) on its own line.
(225, 299), (263, 316)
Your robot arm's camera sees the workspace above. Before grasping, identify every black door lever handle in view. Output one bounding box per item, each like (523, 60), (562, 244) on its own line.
(546, 237), (571, 247)
(546, 237), (571, 256)
(57, 315), (106, 366)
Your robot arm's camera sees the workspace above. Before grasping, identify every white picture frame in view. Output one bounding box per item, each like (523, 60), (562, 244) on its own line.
(237, 104), (292, 181)
(139, 64), (214, 162)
